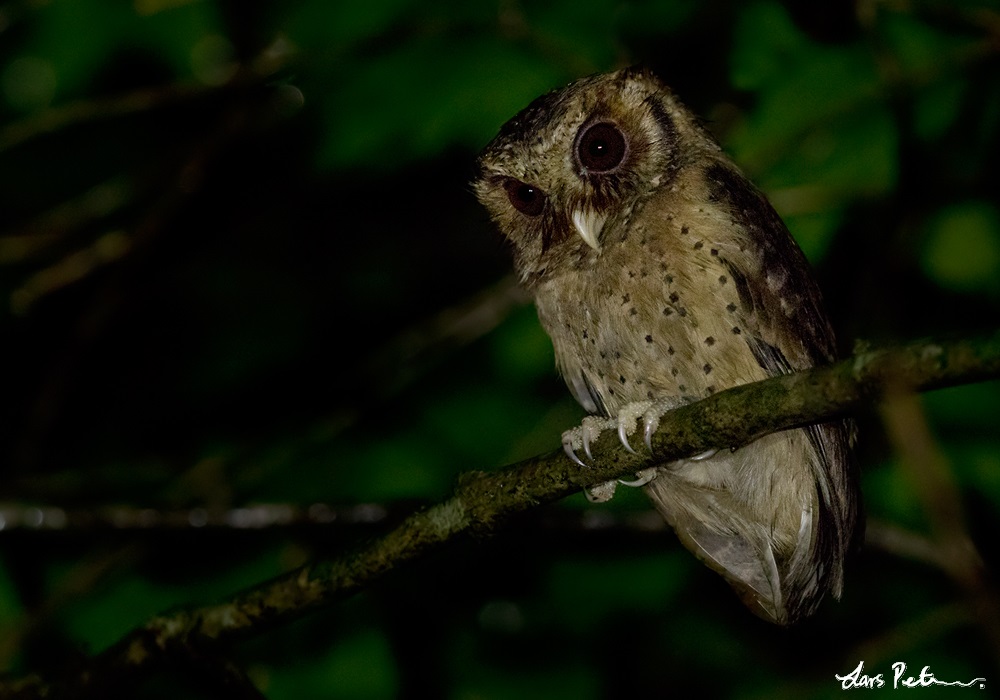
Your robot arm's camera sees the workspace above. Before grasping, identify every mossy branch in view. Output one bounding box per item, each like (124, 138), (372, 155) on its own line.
(5, 331), (1000, 698)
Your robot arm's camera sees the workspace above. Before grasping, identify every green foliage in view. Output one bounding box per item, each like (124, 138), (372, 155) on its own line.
(6, 0), (226, 108)
(545, 551), (692, 633)
(921, 201), (1000, 296)
(262, 627), (398, 700)
(1, 0), (999, 697)
(728, 2), (896, 264)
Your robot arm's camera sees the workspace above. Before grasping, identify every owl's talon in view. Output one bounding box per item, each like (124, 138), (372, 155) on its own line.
(613, 400), (651, 454)
(562, 415), (622, 467)
(617, 421), (636, 454)
(618, 467), (658, 488)
(562, 437), (588, 468)
(640, 397), (684, 452)
(643, 416), (657, 452)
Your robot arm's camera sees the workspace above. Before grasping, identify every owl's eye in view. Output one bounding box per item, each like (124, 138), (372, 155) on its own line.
(504, 179), (546, 216)
(576, 122), (627, 173)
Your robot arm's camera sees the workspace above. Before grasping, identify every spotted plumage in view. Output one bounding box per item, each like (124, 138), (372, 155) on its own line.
(475, 67), (861, 624)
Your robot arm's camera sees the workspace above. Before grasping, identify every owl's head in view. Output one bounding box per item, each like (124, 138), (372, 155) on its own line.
(475, 67), (718, 285)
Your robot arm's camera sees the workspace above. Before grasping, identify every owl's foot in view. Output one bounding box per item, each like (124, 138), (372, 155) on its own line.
(562, 400), (655, 466)
(584, 480), (618, 503)
(582, 467), (658, 502)
(562, 402), (661, 503)
(638, 398), (717, 463)
(561, 415), (618, 467)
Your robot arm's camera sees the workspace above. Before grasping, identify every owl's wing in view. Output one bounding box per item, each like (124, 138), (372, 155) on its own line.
(702, 160), (860, 617)
(706, 162), (837, 366)
(567, 370), (608, 417)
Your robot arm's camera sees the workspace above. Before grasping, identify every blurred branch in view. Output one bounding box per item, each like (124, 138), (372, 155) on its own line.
(356, 274), (529, 404)
(11, 104), (252, 468)
(0, 36), (295, 154)
(865, 518), (952, 570)
(0, 545), (142, 675)
(0, 502), (393, 533)
(3, 331), (999, 698)
(881, 391), (1000, 665)
(0, 178), (133, 264)
(0, 83), (212, 153)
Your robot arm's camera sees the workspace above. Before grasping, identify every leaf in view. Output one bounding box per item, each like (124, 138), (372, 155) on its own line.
(921, 201), (1000, 295)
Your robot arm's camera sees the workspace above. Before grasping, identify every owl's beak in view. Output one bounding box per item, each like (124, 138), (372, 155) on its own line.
(571, 209), (606, 252)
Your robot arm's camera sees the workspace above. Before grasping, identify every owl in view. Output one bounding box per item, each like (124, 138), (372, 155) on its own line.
(474, 67), (861, 624)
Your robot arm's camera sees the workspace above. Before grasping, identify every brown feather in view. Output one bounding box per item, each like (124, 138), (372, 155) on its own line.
(475, 67), (861, 624)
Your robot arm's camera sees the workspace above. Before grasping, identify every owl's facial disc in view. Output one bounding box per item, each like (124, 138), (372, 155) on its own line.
(571, 208), (606, 251)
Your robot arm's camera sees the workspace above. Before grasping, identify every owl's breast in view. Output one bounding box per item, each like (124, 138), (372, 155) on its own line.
(534, 192), (771, 416)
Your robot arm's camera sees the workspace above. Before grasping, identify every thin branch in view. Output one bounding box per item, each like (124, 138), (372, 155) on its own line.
(0, 502), (393, 532)
(0, 36), (296, 154)
(0, 83), (212, 154)
(4, 331), (999, 698)
(881, 391), (1000, 666)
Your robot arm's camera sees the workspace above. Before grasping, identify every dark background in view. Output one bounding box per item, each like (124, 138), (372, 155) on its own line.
(1, 0), (999, 697)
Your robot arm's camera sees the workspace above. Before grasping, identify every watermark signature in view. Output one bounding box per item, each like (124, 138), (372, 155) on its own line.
(836, 661), (986, 690)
